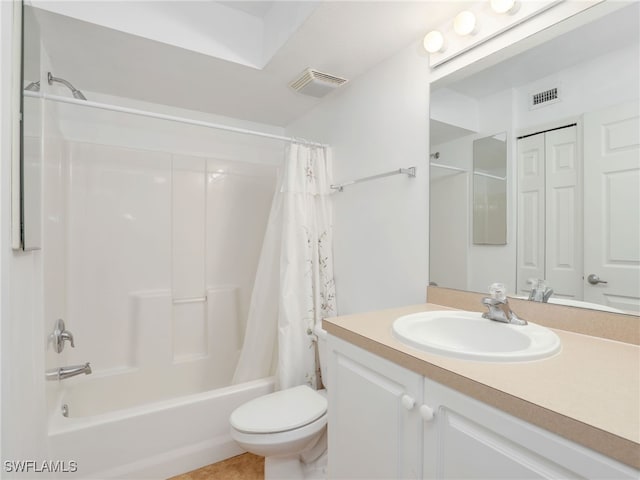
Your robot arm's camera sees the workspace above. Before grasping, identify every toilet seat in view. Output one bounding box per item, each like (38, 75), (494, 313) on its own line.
(230, 385), (327, 434)
(230, 411), (327, 451)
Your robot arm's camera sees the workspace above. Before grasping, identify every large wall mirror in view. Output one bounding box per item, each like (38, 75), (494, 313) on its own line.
(429, 2), (640, 316)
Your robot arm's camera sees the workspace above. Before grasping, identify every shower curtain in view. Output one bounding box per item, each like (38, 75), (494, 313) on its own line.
(232, 143), (336, 390)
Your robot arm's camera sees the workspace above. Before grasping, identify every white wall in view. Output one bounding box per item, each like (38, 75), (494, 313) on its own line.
(287, 42), (430, 315)
(430, 88), (479, 133)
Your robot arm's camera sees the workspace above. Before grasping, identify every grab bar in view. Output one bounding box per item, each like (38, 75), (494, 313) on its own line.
(172, 296), (207, 304)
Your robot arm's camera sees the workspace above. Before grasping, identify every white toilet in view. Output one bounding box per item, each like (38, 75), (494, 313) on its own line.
(229, 325), (329, 479)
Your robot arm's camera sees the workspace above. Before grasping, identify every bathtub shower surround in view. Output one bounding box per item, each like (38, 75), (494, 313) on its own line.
(41, 100), (283, 477)
(233, 143), (337, 390)
(52, 142), (277, 385)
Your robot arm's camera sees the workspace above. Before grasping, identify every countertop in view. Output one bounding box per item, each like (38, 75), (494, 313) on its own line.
(323, 303), (640, 470)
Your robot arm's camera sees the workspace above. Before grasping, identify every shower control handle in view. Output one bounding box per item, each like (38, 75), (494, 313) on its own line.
(51, 319), (75, 353)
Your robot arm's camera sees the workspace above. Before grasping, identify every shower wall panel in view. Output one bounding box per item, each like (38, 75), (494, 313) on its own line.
(66, 142), (172, 371)
(206, 158), (276, 336)
(45, 145), (275, 372)
(172, 155), (206, 299)
(41, 100), (279, 404)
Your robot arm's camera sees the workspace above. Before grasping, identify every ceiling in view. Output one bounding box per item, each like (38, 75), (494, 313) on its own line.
(29, 1), (467, 127)
(219, 1), (275, 18)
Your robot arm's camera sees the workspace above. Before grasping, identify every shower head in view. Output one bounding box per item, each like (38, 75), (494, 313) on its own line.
(71, 89), (87, 101)
(48, 72), (87, 101)
(24, 80), (40, 92)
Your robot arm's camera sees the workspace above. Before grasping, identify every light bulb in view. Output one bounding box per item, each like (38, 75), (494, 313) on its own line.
(490, 0), (519, 14)
(423, 30), (446, 54)
(453, 10), (478, 36)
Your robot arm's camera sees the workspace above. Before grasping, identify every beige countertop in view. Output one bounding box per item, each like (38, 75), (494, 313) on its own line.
(323, 303), (640, 470)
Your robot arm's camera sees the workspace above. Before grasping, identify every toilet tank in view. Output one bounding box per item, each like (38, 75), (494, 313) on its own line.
(313, 324), (329, 389)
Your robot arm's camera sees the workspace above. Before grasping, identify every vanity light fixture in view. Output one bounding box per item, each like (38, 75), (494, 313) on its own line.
(453, 10), (478, 36)
(423, 30), (446, 54)
(490, 0), (519, 15)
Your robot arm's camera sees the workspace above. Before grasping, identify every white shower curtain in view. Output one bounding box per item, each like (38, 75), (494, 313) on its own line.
(232, 143), (336, 390)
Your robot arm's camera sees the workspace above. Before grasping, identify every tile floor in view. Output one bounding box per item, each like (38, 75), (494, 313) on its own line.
(169, 453), (264, 480)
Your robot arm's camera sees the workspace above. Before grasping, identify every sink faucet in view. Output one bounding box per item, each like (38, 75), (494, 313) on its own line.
(482, 283), (527, 325)
(482, 297), (527, 325)
(46, 362), (92, 381)
(527, 278), (554, 303)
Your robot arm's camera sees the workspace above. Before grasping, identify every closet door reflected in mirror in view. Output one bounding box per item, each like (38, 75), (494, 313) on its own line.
(473, 133), (507, 245)
(516, 125), (581, 299)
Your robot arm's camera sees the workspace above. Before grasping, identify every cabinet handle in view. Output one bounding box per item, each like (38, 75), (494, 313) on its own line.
(401, 394), (416, 410)
(420, 404), (434, 421)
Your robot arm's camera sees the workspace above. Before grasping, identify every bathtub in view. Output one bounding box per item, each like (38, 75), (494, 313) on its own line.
(47, 376), (275, 479)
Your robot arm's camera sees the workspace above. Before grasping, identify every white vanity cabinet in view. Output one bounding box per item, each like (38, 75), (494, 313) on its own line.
(328, 335), (423, 479)
(421, 377), (638, 479)
(328, 334), (638, 480)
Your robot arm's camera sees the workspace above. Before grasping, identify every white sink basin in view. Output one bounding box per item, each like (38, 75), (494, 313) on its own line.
(392, 310), (561, 362)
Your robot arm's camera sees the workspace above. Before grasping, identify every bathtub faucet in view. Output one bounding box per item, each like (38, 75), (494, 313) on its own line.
(46, 362), (92, 381)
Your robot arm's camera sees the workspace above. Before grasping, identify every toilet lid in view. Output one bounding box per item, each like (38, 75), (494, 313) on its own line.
(230, 385), (327, 434)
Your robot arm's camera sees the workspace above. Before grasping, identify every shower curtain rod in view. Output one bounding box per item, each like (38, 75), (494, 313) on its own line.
(430, 163), (505, 181)
(331, 166), (416, 192)
(474, 171), (506, 181)
(430, 162), (466, 173)
(23, 91), (327, 148)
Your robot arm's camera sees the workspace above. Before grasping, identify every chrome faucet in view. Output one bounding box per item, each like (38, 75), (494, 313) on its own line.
(482, 283), (527, 326)
(482, 297), (527, 325)
(46, 362), (92, 381)
(527, 278), (554, 303)
(50, 319), (75, 353)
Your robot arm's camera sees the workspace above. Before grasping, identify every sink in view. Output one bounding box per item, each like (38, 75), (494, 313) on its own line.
(392, 310), (561, 362)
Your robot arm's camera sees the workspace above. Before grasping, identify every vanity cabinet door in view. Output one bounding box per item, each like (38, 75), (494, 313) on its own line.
(423, 377), (638, 480)
(328, 336), (423, 479)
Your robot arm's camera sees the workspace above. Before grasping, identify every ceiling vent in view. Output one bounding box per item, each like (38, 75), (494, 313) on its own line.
(529, 87), (561, 110)
(290, 69), (348, 98)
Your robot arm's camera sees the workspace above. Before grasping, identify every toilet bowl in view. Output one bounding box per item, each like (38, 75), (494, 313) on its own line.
(229, 325), (329, 479)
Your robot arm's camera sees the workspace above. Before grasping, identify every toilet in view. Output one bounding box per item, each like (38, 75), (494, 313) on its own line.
(229, 325), (329, 479)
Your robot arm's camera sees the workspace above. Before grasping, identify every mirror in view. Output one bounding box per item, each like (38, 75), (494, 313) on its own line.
(10, 1), (23, 249)
(22, 4), (43, 250)
(429, 3), (640, 315)
(472, 133), (506, 245)
(12, 2), (43, 251)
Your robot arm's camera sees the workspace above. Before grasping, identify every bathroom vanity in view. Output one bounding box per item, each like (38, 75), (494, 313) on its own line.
(323, 302), (640, 479)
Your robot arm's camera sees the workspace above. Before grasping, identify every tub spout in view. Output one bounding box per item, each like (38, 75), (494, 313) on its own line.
(46, 362), (92, 381)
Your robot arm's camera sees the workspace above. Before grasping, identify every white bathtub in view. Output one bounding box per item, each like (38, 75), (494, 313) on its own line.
(47, 376), (275, 479)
